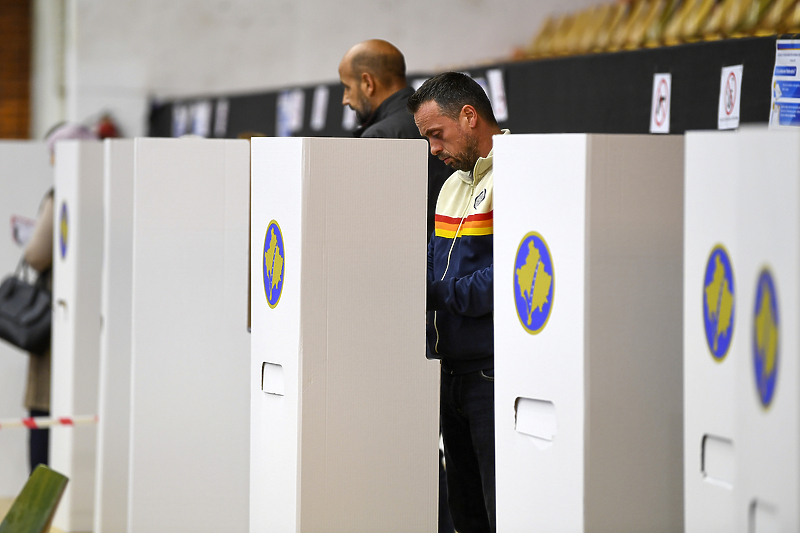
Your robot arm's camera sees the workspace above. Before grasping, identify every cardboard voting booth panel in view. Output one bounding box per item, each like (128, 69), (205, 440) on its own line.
(493, 134), (684, 532)
(684, 131), (740, 533)
(733, 128), (800, 532)
(93, 139), (134, 533)
(0, 141), (53, 498)
(250, 137), (439, 533)
(51, 140), (104, 532)
(685, 128), (800, 532)
(127, 138), (250, 533)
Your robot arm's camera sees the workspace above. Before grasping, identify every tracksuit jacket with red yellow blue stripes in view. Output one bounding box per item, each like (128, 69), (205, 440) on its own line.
(426, 130), (508, 374)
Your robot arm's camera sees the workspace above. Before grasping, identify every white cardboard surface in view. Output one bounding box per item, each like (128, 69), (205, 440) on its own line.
(51, 140), (104, 532)
(494, 134), (684, 532)
(732, 128), (800, 532)
(0, 141), (53, 498)
(250, 137), (439, 533)
(684, 131), (741, 533)
(684, 128), (800, 532)
(127, 138), (250, 532)
(93, 139), (134, 533)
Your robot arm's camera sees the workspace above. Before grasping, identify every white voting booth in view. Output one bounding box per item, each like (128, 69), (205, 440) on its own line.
(250, 137), (439, 533)
(0, 141), (53, 498)
(51, 140), (104, 532)
(684, 128), (800, 532)
(94, 139), (134, 533)
(493, 134), (684, 532)
(125, 138), (251, 532)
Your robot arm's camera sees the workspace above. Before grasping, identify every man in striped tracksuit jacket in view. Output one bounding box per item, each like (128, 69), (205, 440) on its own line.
(409, 72), (508, 533)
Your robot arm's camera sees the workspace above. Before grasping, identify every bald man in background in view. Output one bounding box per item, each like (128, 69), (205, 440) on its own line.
(339, 39), (450, 240)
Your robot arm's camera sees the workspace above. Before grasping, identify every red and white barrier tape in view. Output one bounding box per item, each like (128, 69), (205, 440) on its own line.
(0, 415), (98, 430)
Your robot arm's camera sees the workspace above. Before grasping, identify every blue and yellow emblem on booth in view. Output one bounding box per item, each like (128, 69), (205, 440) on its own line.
(263, 220), (285, 309)
(703, 245), (735, 361)
(59, 202), (68, 260)
(514, 232), (554, 335)
(753, 268), (779, 409)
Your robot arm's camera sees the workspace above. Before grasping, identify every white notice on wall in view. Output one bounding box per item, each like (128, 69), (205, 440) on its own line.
(342, 106), (358, 131)
(191, 100), (213, 137)
(650, 73), (672, 134)
(214, 99), (229, 138)
(769, 40), (800, 128)
(172, 105), (189, 137)
(718, 65), (743, 130)
(276, 89), (306, 137)
(487, 69), (509, 122)
(310, 86), (330, 132)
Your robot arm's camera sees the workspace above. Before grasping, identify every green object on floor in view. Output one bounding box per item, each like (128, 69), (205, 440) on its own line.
(0, 465), (68, 533)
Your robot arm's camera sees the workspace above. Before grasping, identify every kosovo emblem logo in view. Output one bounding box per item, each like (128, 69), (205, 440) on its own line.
(703, 245), (735, 361)
(59, 201), (68, 260)
(753, 268), (779, 409)
(263, 220), (285, 309)
(514, 232), (554, 334)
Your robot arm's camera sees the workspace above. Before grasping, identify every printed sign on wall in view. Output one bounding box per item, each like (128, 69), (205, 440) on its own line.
(718, 65), (743, 130)
(650, 73), (672, 134)
(769, 40), (800, 128)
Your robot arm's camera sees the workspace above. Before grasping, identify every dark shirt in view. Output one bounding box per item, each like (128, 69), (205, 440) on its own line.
(353, 86), (451, 240)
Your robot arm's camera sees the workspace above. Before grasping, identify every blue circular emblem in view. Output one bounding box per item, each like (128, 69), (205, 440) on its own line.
(702, 245), (735, 361)
(753, 268), (779, 409)
(59, 202), (68, 260)
(263, 220), (285, 309)
(513, 232), (554, 335)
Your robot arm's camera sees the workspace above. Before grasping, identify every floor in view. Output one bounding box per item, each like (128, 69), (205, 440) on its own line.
(0, 497), (65, 532)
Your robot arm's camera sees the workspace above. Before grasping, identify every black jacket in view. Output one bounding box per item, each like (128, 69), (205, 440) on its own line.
(353, 87), (451, 240)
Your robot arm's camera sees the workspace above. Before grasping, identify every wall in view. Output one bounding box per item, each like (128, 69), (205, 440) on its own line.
(33, 0), (596, 138)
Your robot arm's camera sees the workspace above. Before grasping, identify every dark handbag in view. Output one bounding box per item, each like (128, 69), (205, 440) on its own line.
(0, 260), (52, 355)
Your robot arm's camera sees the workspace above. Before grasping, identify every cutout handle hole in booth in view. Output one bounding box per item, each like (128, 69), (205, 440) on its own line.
(261, 362), (284, 396)
(514, 397), (557, 450)
(701, 434), (735, 489)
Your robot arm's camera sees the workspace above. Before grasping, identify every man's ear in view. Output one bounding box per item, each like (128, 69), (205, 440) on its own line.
(461, 105), (478, 128)
(361, 72), (376, 97)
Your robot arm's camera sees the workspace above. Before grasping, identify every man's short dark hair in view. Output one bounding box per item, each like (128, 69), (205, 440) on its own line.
(407, 72), (498, 126)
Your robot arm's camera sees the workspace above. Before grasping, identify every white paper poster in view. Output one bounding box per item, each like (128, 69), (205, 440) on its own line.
(214, 98), (229, 138)
(276, 89), (306, 137)
(718, 65), (743, 130)
(172, 105), (189, 137)
(487, 69), (509, 122)
(650, 73), (672, 134)
(769, 40), (800, 128)
(310, 86), (329, 132)
(191, 100), (213, 137)
(341, 106), (357, 131)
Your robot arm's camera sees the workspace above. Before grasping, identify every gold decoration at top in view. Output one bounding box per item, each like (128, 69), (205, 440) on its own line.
(517, 0), (790, 61)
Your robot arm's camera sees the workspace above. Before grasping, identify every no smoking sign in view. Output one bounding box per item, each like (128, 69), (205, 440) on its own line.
(718, 64), (743, 130)
(650, 73), (672, 134)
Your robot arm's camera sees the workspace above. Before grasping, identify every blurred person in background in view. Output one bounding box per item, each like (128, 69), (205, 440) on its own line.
(23, 123), (97, 474)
